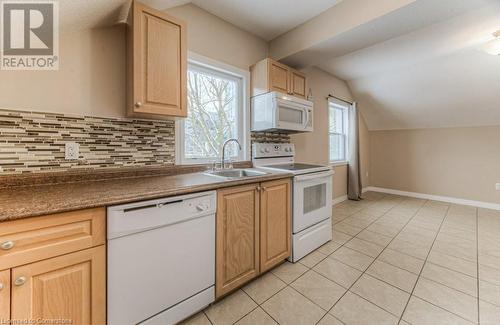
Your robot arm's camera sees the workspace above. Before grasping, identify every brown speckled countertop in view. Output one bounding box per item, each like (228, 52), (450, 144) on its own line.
(0, 168), (292, 222)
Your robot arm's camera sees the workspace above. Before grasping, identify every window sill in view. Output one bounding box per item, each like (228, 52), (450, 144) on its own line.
(329, 161), (348, 167)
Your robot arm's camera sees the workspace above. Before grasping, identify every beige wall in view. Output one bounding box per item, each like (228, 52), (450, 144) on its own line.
(0, 27), (126, 117)
(0, 4), (267, 117)
(291, 67), (370, 199)
(370, 126), (500, 204)
(165, 3), (268, 71)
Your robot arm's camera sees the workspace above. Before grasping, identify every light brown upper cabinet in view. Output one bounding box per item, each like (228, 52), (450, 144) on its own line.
(251, 58), (307, 99)
(127, 1), (187, 118)
(259, 179), (291, 273)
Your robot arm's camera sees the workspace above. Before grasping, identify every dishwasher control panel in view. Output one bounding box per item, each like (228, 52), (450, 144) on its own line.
(107, 191), (216, 240)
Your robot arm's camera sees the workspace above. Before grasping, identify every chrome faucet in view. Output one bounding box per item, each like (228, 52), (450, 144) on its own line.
(221, 138), (242, 169)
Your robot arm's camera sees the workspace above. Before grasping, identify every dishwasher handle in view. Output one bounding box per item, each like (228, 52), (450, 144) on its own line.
(123, 200), (183, 213)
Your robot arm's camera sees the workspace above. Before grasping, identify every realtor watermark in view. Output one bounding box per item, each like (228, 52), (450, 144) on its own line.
(0, 0), (59, 70)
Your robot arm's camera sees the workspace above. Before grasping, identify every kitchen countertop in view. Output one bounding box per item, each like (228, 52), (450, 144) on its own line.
(0, 168), (293, 222)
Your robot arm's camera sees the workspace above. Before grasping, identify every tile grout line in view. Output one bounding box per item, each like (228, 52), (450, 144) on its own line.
(397, 204), (451, 325)
(313, 195), (402, 324)
(203, 310), (215, 325)
(204, 198), (378, 325)
(315, 196), (428, 324)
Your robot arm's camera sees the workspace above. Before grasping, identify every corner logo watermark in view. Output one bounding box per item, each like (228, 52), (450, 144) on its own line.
(1, 0), (59, 70)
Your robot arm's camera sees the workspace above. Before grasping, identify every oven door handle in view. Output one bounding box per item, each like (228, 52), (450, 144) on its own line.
(294, 170), (334, 182)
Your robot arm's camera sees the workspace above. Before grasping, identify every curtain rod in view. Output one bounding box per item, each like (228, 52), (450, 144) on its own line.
(327, 94), (353, 105)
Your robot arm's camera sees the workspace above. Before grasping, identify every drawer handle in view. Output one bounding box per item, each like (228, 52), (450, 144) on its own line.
(14, 276), (26, 286)
(1, 241), (14, 250)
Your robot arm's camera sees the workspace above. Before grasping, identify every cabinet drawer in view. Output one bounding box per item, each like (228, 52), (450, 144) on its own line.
(0, 208), (105, 269)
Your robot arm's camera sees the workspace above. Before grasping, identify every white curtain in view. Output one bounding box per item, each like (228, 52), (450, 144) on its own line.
(347, 102), (362, 200)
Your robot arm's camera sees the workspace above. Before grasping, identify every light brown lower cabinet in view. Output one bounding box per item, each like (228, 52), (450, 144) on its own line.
(216, 178), (291, 298)
(260, 179), (292, 273)
(0, 208), (106, 325)
(216, 183), (260, 298)
(11, 246), (106, 325)
(0, 269), (10, 320)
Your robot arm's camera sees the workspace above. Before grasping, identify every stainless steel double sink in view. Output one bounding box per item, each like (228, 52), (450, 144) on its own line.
(203, 168), (267, 179)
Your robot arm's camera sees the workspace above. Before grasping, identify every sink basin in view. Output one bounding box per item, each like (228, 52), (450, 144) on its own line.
(204, 169), (267, 179)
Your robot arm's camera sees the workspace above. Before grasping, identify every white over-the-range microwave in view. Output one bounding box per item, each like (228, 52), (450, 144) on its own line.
(251, 91), (313, 133)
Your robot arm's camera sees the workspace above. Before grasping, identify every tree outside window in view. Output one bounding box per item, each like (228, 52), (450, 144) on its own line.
(181, 64), (243, 163)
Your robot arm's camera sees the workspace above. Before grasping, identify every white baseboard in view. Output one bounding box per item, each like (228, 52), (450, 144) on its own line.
(332, 188), (371, 206)
(332, 195), (348, 206)
(365, 186), (500, 211)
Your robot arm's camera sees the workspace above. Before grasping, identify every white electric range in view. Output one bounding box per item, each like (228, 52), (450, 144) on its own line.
(253, 143), (333, 262)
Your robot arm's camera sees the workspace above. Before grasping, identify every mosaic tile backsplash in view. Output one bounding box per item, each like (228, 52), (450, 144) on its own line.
(251, 131), (290, 144)
(0, 109), (175, 174)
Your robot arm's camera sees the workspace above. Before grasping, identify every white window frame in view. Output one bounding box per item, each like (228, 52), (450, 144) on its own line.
(328, 98), (349, 165)
(176, 52), (251, 165)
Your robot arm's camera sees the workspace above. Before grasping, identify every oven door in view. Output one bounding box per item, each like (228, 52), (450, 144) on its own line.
(275, 98), (310, 131)
(293, 170), (333, 233)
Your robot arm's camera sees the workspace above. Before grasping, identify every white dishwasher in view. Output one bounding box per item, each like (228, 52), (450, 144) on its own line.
(107, 191), (216, 325)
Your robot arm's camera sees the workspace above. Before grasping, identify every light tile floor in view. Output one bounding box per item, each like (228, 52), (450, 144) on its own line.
(181, 192), (500, 325)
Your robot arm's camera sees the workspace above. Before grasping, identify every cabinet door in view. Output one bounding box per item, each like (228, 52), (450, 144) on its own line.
(11, 246), (106, 325)
(216, 184), (260, 298)
(130, 1), (187, 117)
(260, 179), (291, 272)
(290, 70), (307, 99)
(0, 269), (10, 320)
(268, 60), (289, 94)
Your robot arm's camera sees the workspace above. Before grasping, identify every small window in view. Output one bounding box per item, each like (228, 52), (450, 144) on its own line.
(178, 62), (245, 164)
(329, 101), (349, 163)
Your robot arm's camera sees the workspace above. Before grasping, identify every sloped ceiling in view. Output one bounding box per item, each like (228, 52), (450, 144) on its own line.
(185, 0), (343, 41)
(271, 0), (500, 130)
(58, 0), (342, 41)
(321, 0), (500, 130)
(60, 0), (500, 130)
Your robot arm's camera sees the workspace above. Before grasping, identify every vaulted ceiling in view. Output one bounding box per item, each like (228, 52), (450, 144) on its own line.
(60, 0), (500, 130)
(268, 0), (500, 130)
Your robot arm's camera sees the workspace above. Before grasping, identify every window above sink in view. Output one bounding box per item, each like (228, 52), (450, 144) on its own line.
(176, 53), (251, 165)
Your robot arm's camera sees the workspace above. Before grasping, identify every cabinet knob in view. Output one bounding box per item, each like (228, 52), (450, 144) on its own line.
(0, 283), (3, 291)
(1, 241), (14, 250)
(14, 276), (26, 286)
(135, 101), (142, 108)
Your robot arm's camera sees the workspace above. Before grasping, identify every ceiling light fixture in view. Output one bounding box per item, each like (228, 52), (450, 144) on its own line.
(482, 31), (500, 56)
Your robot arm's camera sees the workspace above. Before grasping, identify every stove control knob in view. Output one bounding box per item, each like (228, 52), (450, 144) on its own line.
(265, 148), (271, 153)
(260, 148), (265, 153)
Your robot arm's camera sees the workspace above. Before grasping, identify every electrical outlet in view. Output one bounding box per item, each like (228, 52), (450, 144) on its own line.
(496, 183), (500, 191)
(65, 142), (80, 160)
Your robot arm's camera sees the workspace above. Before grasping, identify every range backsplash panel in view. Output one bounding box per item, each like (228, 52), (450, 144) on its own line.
(0, 109), (175, 174)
